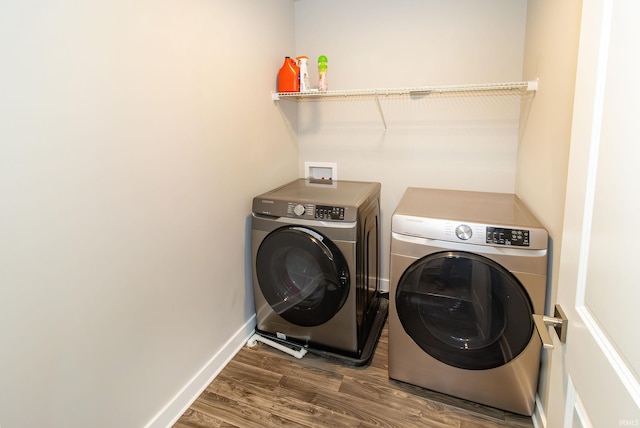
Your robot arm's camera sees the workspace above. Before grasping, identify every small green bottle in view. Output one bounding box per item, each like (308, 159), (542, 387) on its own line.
(318, 55), (328, 91)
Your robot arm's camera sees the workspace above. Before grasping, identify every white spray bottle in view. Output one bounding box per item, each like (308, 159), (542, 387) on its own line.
(296, 56), (311, 92)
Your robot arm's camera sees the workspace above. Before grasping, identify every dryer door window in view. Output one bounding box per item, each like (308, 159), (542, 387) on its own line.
(396, 251), (534, 370)
(256, 226), (350, 327)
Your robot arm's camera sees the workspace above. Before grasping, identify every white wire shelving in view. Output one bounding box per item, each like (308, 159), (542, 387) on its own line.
(271, 80), (538, 100)
(271, 80), (539, 132)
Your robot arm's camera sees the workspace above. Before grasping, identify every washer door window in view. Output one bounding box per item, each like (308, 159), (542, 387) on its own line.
(256, 226), (350, 327)
(396, 251), (534, 370)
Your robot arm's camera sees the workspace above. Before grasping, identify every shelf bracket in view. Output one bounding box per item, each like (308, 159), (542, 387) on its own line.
(373, 92), (388, 133)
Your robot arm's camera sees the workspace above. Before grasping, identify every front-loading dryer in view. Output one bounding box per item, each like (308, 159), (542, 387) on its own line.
(251, 179), (387, 365)
(388, 187), (548, 415)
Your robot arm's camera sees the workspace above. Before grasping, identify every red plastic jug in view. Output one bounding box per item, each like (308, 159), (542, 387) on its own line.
(277, 57), (300, 92)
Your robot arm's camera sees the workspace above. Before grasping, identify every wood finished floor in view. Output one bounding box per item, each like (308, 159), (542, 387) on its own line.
(174, 320), (534, 428)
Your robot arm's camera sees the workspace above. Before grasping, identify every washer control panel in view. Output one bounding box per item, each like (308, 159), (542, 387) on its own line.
(393, 215), (546, 249)
(284, 202), (347, 220)
(315, 205), (345, 220)
(486, 226), (530, 247)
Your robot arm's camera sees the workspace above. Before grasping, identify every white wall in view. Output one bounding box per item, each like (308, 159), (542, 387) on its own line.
(0, 1), (297, 427)
(517, 0), (583, 426)
(293, 0), (528, 287)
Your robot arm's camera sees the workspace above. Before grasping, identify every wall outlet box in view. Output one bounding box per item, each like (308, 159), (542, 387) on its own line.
(305, 162), (338, 182)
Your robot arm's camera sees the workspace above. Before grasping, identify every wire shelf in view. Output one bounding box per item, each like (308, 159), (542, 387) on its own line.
(271, 80), (539, 132)
(272, 81), (538, 101)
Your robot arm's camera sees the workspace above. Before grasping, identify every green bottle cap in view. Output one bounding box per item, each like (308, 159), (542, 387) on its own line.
(318, 55), (328, 64)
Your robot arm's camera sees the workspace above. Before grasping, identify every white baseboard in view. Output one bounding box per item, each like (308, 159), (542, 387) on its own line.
(379, 277), (390, 294)
(532, 394), (547, 428)
(144, 315), (256, 428)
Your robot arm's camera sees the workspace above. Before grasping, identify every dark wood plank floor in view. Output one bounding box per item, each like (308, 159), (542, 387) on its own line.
(174, 320), (534, 428)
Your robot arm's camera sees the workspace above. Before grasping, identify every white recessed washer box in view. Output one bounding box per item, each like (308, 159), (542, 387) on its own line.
(304, 162), (337, 182)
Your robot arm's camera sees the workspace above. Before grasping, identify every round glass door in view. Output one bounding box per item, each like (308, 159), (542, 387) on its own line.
(396, 251), (534, 370)
(256, 226), (350, 327)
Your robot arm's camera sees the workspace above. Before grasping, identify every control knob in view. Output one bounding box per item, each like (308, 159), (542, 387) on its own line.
(293, 204), (306, 216)
(455, 224), (473, 240)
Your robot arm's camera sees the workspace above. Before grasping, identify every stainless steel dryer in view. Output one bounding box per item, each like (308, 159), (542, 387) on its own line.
(251, 179), (387, 365)
(389, 187), (548, 415)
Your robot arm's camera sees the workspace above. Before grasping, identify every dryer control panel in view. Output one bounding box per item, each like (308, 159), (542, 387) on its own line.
(486, 227), (530, 247)
(278, 201), (350, 221)
(315, 205), (345, 220)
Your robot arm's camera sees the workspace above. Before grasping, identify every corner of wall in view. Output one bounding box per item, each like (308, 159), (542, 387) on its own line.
(144, 316), (256, 428)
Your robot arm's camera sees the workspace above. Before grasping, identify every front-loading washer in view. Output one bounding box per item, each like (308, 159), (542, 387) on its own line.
(251, 178), (388, 365)
(388, 187), (548, 415)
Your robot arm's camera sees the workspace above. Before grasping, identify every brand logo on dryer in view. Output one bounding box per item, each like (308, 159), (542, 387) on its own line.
(404, 217), (424, 223)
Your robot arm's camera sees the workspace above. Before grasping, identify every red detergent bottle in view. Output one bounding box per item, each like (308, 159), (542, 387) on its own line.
(277, 57), (300, 92)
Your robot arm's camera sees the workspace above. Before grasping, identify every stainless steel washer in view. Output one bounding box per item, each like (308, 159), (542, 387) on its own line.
(251, 179), (387, 365)
(389, 187), (548, 415)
